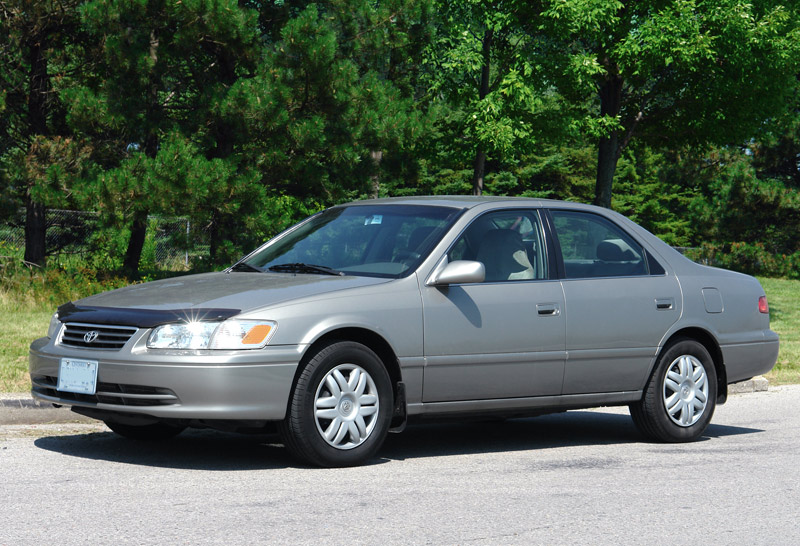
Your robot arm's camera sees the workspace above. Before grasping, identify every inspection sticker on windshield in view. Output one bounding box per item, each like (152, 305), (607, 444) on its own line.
(365, 215), (383, 225)
(57, 358), (99, 395)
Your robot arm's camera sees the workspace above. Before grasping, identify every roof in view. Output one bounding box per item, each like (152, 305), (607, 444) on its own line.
(341, 195), (581, 209)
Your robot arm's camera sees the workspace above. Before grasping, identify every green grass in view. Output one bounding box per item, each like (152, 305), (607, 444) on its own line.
(759, 277), (800, 385)
(0, 262), (132, 392)
(0, 299), (52, 392)
(1, 269), (798, 393)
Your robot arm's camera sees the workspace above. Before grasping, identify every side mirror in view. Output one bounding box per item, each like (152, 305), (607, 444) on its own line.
(429, 260), (485, 286)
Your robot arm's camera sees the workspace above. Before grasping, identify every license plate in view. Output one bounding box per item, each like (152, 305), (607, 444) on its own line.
(57, 359), (99, 395)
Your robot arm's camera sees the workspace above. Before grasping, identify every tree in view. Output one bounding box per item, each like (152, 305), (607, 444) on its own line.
(69, 0), (261, 274)
(0, 0), (86, 266)
(226, 3), (429, 206)
(424, 0), (550, 195)
(536, 0), (800, 207)
(323, 0), (434, 197)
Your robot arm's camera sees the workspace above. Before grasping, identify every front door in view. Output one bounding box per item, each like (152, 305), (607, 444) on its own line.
(421, 209), (567, 402)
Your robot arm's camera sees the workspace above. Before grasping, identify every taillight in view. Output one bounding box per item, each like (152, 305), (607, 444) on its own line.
(758, 295), (769, 314)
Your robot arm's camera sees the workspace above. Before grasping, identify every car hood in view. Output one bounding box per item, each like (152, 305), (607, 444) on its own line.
(71, 272), (391, 316)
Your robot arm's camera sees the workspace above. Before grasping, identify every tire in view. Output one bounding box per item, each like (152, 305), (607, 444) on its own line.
(279, 341), (393, 467)
(105, 421), (186, 441)
(630, 338), (717, 442)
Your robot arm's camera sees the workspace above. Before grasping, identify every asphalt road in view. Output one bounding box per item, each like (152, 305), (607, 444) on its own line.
(1, 386), (798, 546)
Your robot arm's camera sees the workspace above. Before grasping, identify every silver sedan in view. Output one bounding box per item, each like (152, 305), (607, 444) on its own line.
(30, 197), (779, 466)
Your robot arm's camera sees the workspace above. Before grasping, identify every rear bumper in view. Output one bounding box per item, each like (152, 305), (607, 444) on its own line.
(721, 330), (780, 384)
(29, 336), (302, 422)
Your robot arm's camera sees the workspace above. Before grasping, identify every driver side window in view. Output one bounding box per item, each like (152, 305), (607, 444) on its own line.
(448, 210), (547, 282)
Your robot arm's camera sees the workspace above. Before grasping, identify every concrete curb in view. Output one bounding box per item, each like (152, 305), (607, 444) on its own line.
(0, 376), (772, 426)
(727, 375), (769, 394)
(0, 393), (93, 425)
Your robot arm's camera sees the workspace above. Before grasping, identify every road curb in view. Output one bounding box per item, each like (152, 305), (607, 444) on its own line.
(0, 393), (93, 425)
(727, 375), (769, 394)
(1, 376), (772, 426)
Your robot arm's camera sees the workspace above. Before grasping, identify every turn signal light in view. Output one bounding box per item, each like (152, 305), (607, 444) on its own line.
(242, 324), (272, 345)
(758, 296), (769, 314)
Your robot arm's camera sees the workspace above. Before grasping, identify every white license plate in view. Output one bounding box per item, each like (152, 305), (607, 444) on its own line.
(57, 359), (99, 395)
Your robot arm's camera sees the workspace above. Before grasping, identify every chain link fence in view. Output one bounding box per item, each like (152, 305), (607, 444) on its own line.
(0, 209), (211, 269)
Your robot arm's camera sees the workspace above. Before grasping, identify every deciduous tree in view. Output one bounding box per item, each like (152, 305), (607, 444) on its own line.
(536, 0), (800, 207)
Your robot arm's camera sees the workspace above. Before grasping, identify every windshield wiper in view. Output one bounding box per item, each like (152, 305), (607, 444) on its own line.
(267, 263), (344, 276)
(229, 262), (264, 273)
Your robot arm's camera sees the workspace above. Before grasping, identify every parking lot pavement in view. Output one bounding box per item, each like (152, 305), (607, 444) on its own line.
(1, 385), (799, 546)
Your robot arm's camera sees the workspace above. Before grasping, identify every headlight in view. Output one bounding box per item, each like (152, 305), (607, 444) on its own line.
(147, 320), (277, 350)
(47, 312), (62, 339)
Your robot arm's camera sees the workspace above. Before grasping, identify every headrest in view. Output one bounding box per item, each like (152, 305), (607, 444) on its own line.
(597, 239), (635, 261)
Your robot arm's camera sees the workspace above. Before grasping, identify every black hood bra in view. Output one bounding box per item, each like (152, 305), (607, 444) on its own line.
(56, 302), (241, 328)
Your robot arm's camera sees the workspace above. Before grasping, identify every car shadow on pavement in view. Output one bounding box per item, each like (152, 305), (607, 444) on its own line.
(33, 410), (763, 469)
(34, 429), (295, 471)
(379, 410), (763, 461)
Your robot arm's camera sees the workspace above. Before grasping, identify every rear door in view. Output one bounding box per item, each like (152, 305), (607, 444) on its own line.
(549, 210), (681, 394)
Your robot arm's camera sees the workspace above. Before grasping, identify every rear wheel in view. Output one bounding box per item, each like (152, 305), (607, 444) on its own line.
(105, 421), (185, 441)
(280, 341), (393, 467)
(630, 339), (717, 442)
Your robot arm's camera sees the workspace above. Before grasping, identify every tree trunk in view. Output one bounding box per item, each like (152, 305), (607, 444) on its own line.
(123, 211), (148, 278)
(472, 27), (493, 196)
(595, 132), (620, 209)
(370, 150), (383, 198)
(209, 209), (222, 265)
(122, 27), (160, 277)
(594, 70), (624, 209)
(471, 150), (487, 196)
(23, 36), (50, 265)
(23, 200), (47, 266)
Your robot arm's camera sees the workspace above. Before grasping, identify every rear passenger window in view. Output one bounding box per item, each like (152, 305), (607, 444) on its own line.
(551, 211), (647, 279)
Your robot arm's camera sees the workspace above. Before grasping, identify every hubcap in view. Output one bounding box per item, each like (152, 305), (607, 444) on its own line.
(314, 364), (379, 450)
(663, 354), (709, 427)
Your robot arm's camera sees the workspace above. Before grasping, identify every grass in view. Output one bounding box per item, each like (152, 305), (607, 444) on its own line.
(0, 300), (52, 392)
(1, 268), (798, 393)
(0, 262), (131, 392)
(759, 277), (800, 385)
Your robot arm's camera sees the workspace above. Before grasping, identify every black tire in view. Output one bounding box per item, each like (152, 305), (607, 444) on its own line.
(105, 421), (186, 441)
(630, 338), (718, 442)
(279, 341), (393, 467)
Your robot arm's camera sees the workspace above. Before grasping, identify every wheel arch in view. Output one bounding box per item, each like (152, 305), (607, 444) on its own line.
(659, 327), (728, 404)
(289, 327), (406, 423)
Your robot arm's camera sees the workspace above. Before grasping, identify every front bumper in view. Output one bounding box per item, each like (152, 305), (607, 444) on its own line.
(29, 332), (303, 422)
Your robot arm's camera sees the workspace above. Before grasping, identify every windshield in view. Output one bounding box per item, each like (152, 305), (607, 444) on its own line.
(240, 204), (464, 278)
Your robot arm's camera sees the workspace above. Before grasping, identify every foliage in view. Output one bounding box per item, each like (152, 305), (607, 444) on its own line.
(611, 146), (695, 246)
(534, 0), (800, 206)
(1, 0), (800, 278)
(681, 147), (800, 277)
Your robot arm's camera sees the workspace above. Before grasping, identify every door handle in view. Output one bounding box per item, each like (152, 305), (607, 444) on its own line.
(537, 303), (560, 316)
(656, 298), (674, 310)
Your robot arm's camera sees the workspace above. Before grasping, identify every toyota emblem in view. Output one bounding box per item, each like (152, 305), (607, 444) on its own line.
(83, 331), (100, 344)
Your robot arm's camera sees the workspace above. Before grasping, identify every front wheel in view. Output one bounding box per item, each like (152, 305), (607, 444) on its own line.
(630, 339), (717, 442)
(279, 341), (393, 467)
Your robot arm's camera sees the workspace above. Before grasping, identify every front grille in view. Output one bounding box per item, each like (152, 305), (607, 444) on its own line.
(60, 322), (138, 350)
(32, 375), (179, 407)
